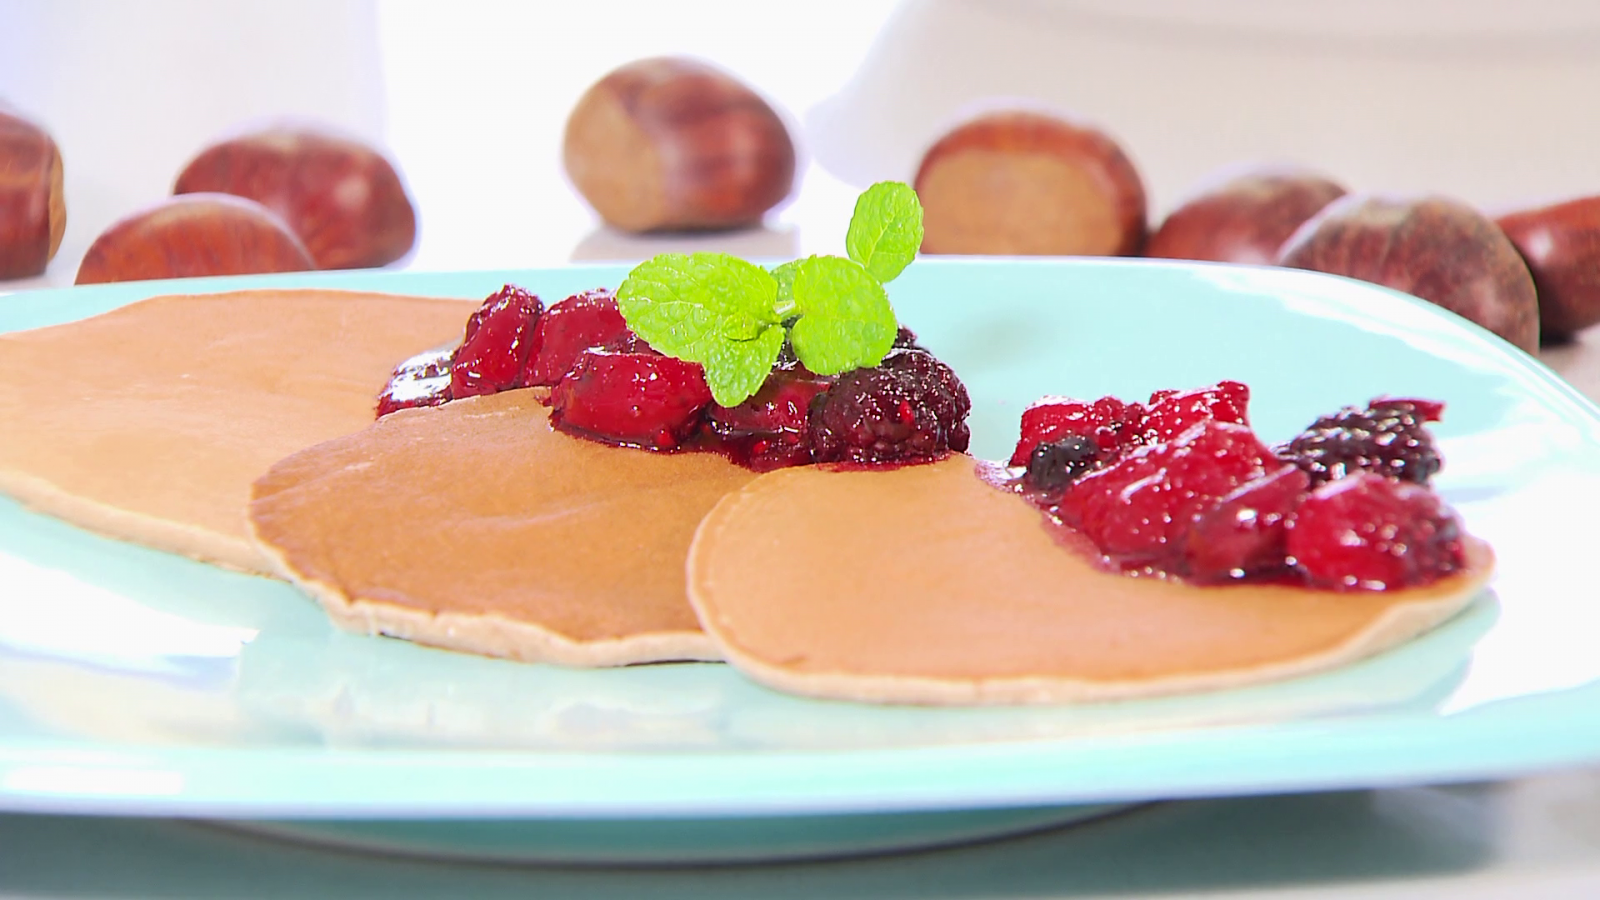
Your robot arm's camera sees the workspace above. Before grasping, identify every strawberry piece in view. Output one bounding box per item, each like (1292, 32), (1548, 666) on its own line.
(1286, 472), (1464, 590)
(1139, 380), (1250, 444)
(707, 371), (832, 471)
(1058, 419), (1281, 567)
(1008, 395), (1144, 467)
(549, 350), (713, 450)
(1184, 464), (1311, 582)
(450, 284), (543, 398)
(521, 288), (634, 387)
(375, 347), (454, 417)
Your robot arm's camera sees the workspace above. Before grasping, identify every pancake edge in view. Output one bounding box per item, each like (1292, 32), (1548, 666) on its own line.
(0, 465), (268, 574)
(0, 288), (484, 578)
(247, 514), (722, 668)
(686, 473), (1496, 706)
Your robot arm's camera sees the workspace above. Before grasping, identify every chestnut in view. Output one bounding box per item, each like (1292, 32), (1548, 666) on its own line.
(0, 109), (66, 280)
(1494, 195), (1600, 342)
(174, 124), (417, 269)
(912, 110), (1147, 257)
(1277, 194), (1539, 353)
(1146, 167), (1346, 265)
(76, 193), (315, 285)
(562, 57), (797, 232)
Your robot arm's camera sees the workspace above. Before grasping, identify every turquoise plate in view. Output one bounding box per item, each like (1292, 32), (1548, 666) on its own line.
(2, 260), (1598, 864)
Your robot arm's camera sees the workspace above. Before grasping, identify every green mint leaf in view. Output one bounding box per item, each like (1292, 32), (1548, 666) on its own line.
(702, 324), (785, 407)
(788, 255), (897, 375)
(615, 252), (783, 406)
(844, 181), (923, 284)
(770, 259), (802, 319)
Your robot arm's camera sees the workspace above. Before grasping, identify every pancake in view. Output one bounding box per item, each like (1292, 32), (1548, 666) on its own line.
(248, 391), (759, 666)
(0, 289), (474, 573)
(687, 455), (1495, 705)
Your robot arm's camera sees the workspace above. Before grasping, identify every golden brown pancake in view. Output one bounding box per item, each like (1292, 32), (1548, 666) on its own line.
(249, 391), (758, 666)
(0, 289), (474, 573)
(688, 455), (1495, 705)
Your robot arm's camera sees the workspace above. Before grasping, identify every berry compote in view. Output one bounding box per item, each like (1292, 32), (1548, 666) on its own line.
(1004, 381), (1466, 591)
(376, 285), (972, 470)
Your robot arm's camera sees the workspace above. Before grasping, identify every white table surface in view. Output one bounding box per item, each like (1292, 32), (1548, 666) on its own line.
(2, 1), (1599, 895)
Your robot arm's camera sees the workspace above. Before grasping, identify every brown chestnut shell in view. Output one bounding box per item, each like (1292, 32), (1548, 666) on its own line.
(1277, 194), (1539, 353)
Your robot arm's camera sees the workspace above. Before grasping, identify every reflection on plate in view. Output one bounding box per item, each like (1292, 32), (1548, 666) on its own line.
(219, 805), (1133, 865)
(2, 261), (1598, 863)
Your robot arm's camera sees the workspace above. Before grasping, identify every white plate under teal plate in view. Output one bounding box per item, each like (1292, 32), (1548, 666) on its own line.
(2, 259), (1598, 864)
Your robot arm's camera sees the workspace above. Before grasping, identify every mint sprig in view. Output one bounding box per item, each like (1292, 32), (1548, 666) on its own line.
(615, 252), (785, 407)
(616, 181), (923, 406)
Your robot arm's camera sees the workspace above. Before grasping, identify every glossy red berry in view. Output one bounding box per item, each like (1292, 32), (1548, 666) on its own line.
(450, 284), (544, 398)
(1286, 472), (1464, 590)
(1184, 464), (1311, 582)
(549, 350), (713, 450)
(707, 371), (832, 470)
(1058, 419), (1280, 567)
(521, 288), (634, 387)
(1139, 380), (1250, 444)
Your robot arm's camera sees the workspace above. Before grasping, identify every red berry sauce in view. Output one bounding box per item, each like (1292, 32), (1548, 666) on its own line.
(376, 286), (972, 472)
(1005, 382), (1466, 591)
(375, 346), (455, 417)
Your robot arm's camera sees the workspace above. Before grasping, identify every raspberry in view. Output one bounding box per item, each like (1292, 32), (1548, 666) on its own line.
(1058, 420), (1281, 567)
(376, 347), (454, 417)
(1184, 464), (1310, 583)
(1278, 397), (1444, 487)
(807, 349), (971, 464)
(1009, 395), (1145, 467)
(1286, 472), (1464, 590)
(549, 350), (713, 450)
(707, 371), (832, 470)
(521, 288), (633, 387)
(1139, 380), (1250, 444)
(1025, 436), (1099, 493)
(450, 285), (543, 398)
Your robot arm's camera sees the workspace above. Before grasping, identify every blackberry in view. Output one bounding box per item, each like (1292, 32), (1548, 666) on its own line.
(776, 326), (921, 372)
(892, 325), (925, 351)
(807, 348), (971, 464)
(1025, 435), (1098, 492)
(774, 335), (800, 370)
(1278, 398), (1443, 487)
